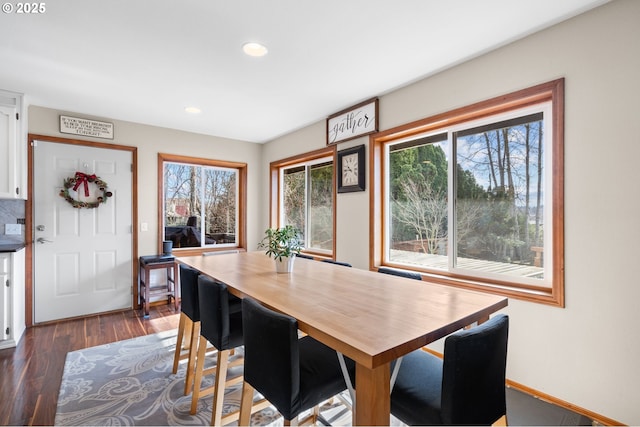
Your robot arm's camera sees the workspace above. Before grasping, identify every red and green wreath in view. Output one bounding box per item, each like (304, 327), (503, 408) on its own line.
(59, 172), (113, 209)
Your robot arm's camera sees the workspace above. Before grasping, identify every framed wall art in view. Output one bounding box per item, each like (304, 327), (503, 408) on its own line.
(60, 115), (114, 139)
(327, 98), (378, 145)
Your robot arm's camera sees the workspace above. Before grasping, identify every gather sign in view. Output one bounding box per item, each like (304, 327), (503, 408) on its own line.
(326, 98), (378, 145)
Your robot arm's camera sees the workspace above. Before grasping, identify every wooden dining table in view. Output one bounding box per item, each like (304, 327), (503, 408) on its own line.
(178, 251), (508, 425)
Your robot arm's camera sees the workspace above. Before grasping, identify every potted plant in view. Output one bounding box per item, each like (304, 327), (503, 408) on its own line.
(258, 225), (302, 273)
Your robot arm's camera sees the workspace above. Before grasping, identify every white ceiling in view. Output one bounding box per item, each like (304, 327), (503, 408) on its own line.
(0, 0), (608, 143)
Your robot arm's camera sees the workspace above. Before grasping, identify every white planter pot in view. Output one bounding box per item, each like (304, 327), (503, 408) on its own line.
(275, 255), (295, 273)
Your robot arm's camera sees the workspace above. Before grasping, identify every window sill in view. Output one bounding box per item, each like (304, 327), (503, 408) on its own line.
(170, 247), (246, 258)
(377, 265), (563, 307)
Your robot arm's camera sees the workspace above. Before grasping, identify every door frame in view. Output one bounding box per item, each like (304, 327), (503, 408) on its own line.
(25, 134), (138, 327)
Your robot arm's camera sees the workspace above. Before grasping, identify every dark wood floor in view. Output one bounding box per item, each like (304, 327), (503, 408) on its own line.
(0, 304), (179, 426)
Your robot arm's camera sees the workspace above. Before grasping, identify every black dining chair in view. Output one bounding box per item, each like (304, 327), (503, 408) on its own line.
(172, 264), (202, 395)
(377, 266), (422, 281)
(190, 275), (267, 425)
(322, 259), (352, 267)
(238, 297), (356, 425)
(391, 314), (509, 426)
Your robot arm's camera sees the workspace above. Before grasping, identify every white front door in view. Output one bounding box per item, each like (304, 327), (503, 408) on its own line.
(33, 140), (133, 323)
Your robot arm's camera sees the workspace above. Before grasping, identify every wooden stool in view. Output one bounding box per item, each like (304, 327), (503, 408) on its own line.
(172, 264), (203, 395)
(191, 275), (268, 425)
(138, 255), (179, 318)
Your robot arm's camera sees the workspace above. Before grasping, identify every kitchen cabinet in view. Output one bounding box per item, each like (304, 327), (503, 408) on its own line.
(0, 248), (26, 349)
(0, 90), (26, 199)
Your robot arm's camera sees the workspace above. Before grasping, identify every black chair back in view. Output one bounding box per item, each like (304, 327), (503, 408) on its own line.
(441, 314), (509, 424)
(322, 259), (352, 267)
(197, 275), (244, 351)
(378, 267), (422, 280)
(242, 298), (300, 419)
(179, 265), (200, 321)
(241, 297), (354, 421)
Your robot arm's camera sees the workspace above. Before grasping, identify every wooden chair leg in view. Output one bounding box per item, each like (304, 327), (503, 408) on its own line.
(189, 346), (268, 424)
(184, 319), (193, 349)
(210, 349), (230, 426)
(238, 381), (255, 426)
(183, 321), (200, 395)
(294, 405), (319, 426)
(172, 312), (187, 374)
(172, 314), (194, 378)
(493, 414), (508, 426)
(190, 335), (208, 415)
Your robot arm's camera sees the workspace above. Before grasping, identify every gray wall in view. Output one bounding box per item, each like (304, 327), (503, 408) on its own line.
(0, 199), (25, 243)
(262, 0), (640, 424)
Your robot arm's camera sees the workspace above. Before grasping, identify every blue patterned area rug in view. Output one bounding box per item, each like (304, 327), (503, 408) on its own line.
(55, 331), (351, 426)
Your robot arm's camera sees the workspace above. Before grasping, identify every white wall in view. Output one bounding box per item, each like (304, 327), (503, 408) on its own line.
(262, 0), (640, 424)
(28, 106), (264, 255)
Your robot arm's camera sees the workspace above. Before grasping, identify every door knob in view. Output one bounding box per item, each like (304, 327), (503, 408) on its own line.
(37, 237), (53, 244)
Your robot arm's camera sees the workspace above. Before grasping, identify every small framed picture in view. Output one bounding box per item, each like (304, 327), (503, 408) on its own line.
(337, 144), (365, 193)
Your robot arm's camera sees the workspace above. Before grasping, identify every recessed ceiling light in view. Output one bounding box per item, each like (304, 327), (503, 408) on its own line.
(185, 106), (201, 114)
(242, 42), (268, 57)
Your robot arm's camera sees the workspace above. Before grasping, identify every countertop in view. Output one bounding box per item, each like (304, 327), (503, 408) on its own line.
(0, 243), (27, 252)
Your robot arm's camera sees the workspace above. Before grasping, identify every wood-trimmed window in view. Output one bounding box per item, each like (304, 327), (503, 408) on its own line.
(269, 146), (336, 258)
(371, 79), (564, 306)
(158, 153), (247, 256)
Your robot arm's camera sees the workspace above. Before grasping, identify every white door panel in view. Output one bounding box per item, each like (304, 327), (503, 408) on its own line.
(0, 255), (9, 340)
(34, 141), (132, 323)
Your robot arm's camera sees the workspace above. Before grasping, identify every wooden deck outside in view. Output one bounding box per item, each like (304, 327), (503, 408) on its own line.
(390, 249), (544, 279)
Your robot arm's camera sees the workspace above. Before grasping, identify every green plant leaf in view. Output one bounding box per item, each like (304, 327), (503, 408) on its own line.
(258, 225), (302, 259)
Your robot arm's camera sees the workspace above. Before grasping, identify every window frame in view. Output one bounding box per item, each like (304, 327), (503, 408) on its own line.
(370, 79), (564, 307)
(157, 153), (247, 256)
(269, 146), (337, 258)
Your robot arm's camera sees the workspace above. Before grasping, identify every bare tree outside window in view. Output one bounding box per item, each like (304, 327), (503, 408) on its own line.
(163, 162), (237, 248)
(387, 112), (546, 281)
(373, 80), (564, 305)
(455, 114), (544, 273)
(392, 177), (447, 255)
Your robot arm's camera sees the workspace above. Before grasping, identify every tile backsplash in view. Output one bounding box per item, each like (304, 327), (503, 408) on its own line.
(0, 199), (26, 243)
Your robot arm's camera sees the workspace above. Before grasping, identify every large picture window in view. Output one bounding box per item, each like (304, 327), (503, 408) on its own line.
(372, 79), (564, 306)
(158, 153), (246, 254)
(269, 147), (336, 257)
